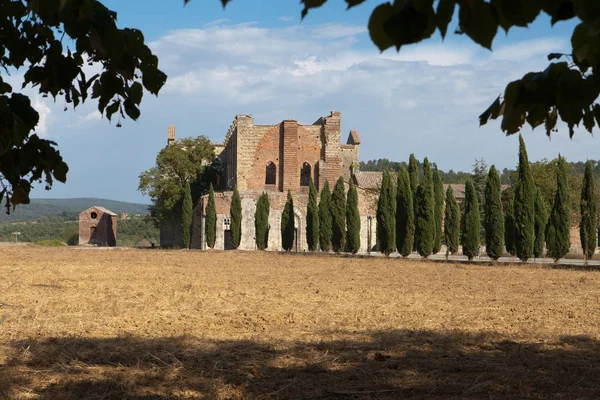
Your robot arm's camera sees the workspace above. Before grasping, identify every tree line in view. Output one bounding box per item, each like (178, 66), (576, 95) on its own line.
(193, 136), (598, 264)
(199, 177), (363, 253)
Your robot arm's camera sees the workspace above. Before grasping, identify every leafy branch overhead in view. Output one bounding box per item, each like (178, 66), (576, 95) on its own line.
(202, 0), (600, 138)
(1, 0), (167, 210)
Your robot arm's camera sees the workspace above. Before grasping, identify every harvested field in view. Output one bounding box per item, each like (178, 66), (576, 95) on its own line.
(1, 247), (600, 399)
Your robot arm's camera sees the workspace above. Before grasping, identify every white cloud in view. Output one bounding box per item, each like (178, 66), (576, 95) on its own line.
(142, 21), (596, 174)
(32, 97), (51, 138)
(80, 110), (102, 123)
(278, 15), (293, 22)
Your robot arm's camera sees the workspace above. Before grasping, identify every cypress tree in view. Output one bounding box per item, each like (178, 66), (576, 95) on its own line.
(504, 197), (516, 256)
(376, 170), (396, 256)
(396, 166), (414, 257)
(415, 158), (435, 258)
(281, 190), (295, 251)
(514, 134), (535, 261)
(205, 183), (216, 249)
(346, 177), (361, 253)
(462, 179), (480, 260)
(580, 160), (597, 264)
(331, 176), (347, 253)
(409, 154), (419, 250)
(254, 192), (270, 250)
(432, 165), (444, 254)
(319, 180), (333, 252)
(484, 165), (504, 260)
(444, 185), (460, 255)
(533, 187), (548, 258)
(230, 185), (242, 249)
(181, 181), (193, 248)
(546, 155), (571, 262)
(408, 153), (419, 196)
(306, 179), (319, 251)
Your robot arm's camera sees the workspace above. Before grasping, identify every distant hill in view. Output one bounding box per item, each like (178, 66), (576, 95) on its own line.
(0, 198), (151, 222)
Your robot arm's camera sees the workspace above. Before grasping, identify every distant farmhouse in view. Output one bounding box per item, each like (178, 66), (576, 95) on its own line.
(160, 111), (509, 251)
(79, 206), (117, 246)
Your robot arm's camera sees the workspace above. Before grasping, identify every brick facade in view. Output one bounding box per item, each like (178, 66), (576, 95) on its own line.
(160, 111), (368, 251)
(79, 206), (117, 246)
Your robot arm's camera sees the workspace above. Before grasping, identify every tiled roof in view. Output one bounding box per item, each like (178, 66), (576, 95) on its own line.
(353, 171), (390, 189)
(80, 206), (117, 216)
(354, 171), (511, 199)
(347, 129), (361, 145)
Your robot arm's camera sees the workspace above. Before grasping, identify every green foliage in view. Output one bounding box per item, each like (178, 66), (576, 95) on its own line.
(318, 180), (333, 252)
(461, 180), (480, 260)
(35, 240), (66, 247)
(580, 161), (597, 262)
(181, 181), (193, 248)
(533, 187), (548, 258)
(281, 190), (295, 251)
(408, 153), (419, 251)
(546, 156), (571, 261)
(514, 135), (535, 262)
(0, 0), (166, 210)
(0, 213), (158, 247)
(205, 184), (216, 249)
(230, 186), (242, 249)
(138, 136), (215, 226)
(444, 185), (460, 254)
(64, 223), (79, 245)
(346, 178), (360, 254)
(408, 154), (419, 195)
(396, 166), (414, 257)
(376, 170), (396, 256)
(0, 198), (149, 223)
(254, 192), (270, 250)
(504, 197), (516, 256)
(484, 166), (504, 260)
(432, 165), (444, 254)
(306, 179), (319, 251)
(415, 158), (435, 258)
(331, 177), (347, 253)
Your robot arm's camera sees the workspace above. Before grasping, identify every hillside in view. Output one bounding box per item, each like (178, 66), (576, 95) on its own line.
(0, 198), (150, 222)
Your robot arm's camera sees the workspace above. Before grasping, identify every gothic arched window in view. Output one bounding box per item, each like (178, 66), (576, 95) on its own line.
(265, 162), (276, 185)
(300, 162), (311, 186)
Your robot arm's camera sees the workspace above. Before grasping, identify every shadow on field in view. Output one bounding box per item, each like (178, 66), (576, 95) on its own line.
(1, 329), (599, 399)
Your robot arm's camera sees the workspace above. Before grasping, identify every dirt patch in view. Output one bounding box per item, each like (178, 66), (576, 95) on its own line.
(1, 248), (599, 399)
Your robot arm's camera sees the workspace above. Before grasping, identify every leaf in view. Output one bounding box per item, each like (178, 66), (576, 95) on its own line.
(526, 103), (547, 129)
(383, 1), (436, 50)
(479, 96), (501, 126)
(571, 22), (600, 68)
(501, 79), (527, 135)
(556, 69), (584, 130)
(547, 52), (564, 60)
(545, 107), (558, 136)
(301, 0), (327, 19)
(128, 82), (143, 105)
(53, 161), (69, 183)
(124, 99), (141, 121)
(106, 100), (120, 121)
(491, 0), (543, 32)
(458, 0), (499, 50)
(583, 107), (595, 133)
(368, 3), (395, 52)
(11, 186), (30, 206)
(345, 0), (366, 9)
(594, 104), (600, 127)
(436, 0), (456, 39)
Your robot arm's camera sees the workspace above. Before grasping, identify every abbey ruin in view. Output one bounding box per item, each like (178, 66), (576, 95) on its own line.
(160, 111), (472, 251)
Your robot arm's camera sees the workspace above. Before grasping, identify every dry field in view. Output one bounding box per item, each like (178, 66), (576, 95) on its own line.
(0, 247), (600, 399)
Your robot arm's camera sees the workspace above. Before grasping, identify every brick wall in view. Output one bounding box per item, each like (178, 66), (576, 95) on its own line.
(79, 207), (117, 246)
(281, 120), (299, 192)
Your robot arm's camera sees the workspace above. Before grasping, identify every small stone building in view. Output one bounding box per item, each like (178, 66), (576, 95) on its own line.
(79, 206), (117, 246)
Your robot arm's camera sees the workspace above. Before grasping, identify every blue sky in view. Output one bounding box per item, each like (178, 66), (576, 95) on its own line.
(16, 1), (597, 204)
